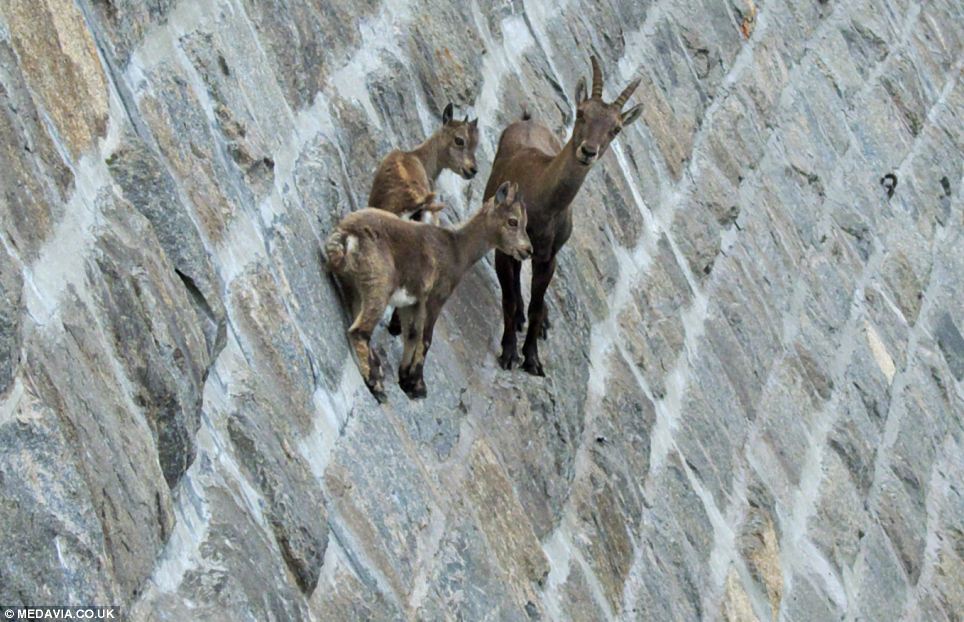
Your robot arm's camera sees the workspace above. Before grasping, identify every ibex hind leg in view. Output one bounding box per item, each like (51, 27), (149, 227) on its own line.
(348, 293), (390, 402)
(397, 305), (428, 399)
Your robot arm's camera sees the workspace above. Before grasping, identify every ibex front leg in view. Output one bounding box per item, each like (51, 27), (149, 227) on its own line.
(496, 251), (521, 369)
(398, 303), (428, 398)
(511, 257), (526, 332)
(522, 256), (556, 376)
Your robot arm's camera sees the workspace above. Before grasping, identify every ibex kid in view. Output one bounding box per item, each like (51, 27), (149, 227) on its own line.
(326, 182), (532, 402)
(367, 102), (479, 224)
(368, 102), (480, 336)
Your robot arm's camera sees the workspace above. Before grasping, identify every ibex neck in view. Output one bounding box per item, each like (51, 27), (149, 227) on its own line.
(541, 139), (591, 212)
(450, 209), (495, 274)
(410, 133), (444, 182)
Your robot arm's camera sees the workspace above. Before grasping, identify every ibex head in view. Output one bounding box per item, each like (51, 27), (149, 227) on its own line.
(571, 56), (643, 166)
(487, 181), (532, 261)
(438, 102), (480, 179)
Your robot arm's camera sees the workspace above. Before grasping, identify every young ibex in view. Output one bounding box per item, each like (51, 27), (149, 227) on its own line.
(325, 182), (531, 402)
(483, 56), (642, 376)
(368, 102), (480, 223)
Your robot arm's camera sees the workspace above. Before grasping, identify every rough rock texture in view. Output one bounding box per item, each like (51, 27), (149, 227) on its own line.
(0, 0), (961, 620)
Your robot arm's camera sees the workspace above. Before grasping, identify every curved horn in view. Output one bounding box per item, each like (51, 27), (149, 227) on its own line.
(590, 55), (603, 99)
(613, 77), (641, 108)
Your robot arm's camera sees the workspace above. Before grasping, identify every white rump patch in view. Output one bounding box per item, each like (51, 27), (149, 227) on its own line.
(345, 235), (358, 253)
(390, 287), (417, 307)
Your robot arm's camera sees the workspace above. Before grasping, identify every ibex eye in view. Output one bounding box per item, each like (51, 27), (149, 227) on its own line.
(454, 137), (465, 147)
(576, 110), (584, 120)
(508, 218), (519, 227)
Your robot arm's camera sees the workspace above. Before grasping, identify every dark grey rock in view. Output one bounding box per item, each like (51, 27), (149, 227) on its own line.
(106, 136), (227, 354)
(89, 199), (211, 489)
(0, 246), (21, 395)
(227, 407), (328, 594)
(934, 312), (964, 380)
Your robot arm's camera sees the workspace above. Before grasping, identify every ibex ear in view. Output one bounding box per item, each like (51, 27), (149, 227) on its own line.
(495, 180), (513, 205)
(575, 76), (587, 104)
(469, 117), (478, 128)
(442, 103), (454, 125)
(621, 104), (643, 126)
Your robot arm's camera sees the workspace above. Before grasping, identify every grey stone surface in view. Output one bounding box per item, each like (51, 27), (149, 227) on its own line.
(0, 245), (21, 395)
(0, 0), (961, 619)
(0, 39), (73, 259)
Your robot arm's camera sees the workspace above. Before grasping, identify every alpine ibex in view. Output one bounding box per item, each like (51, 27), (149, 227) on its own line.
(368, 102), (479, 223)
(325, 182), (532, 401)
(483, 56), (642, 376)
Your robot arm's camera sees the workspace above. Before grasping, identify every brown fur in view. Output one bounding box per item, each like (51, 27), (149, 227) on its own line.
(483, 56), (643, 376)
(326, 182), (531, 401)
(367, 103), (479, 222)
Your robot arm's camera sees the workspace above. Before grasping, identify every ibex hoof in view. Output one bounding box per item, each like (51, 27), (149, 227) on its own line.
(404, 380), (427, 399)
(387, 311), (402, 336)
(498, 349), (519, 370)
(399, 374), (427, 399)
(369, 358), (384, 382)
(522, 357), (545, 377)
(367, 382), (388, 404)
(539, 317), (551, 340)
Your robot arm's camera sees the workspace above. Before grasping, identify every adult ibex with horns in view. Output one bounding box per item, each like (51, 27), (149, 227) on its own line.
(483, 56), (642, 375)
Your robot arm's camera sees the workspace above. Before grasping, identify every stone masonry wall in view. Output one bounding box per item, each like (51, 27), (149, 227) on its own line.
(0, 0), (961, 619)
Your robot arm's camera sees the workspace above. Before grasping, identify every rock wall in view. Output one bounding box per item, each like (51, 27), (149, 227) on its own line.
(1, 0), (961, 619)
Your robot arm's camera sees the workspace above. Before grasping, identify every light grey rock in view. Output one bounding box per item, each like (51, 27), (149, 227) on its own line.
(24, 305), (175, 605)
(781, 571), (840, 622)
(852, 523), (910, 621)
(416, 517), (531, 622)
(808, 448), (868, 575)
(0, 386), (118, 606)
(619, 236), (692, 398)
(80, 0), (176, 65)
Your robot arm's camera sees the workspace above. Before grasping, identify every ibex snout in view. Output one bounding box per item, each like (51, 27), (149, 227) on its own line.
(461, 162), (479, 179)
(516, 243), (533, 261)
(577, 143), (599, 165)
